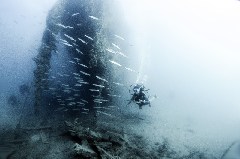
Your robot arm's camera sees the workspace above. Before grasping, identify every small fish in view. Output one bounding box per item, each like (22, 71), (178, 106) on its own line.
(81, 112), (88, 114)
(125, 67), (136, 72)
(51, 76), (56, 79)
(78, 81), (89, 85)
(82, 108), (89, 111)
(74, 84), (82, 87)
(94, 101), (102, 104)
(72, 43), (79, 47)
(94, 107), (104, 109)
(62, 42), (73, 47)
(94, 99), (108, 102)
(62, 84), (69, 87)
(113, 82), (124, 86)
(89, 89), (99, 92)
(106, 48), (116, 54)
(78, 38), (87, 44)
(84, 35), (93, 41)
(56, 23), (73, 29)
(112, 43), (121, 50)
(79, 71), (90, 76)
(72, 13), (80, 16)
(66, 97), (75, 101)
(107, 94), (121, 97)
(81, 99), (88, 103)
(64, 34), (76, 42)
(92, 84), (105, 88)
(96, 76), (108, 82)
(59, 38), (68, 43)
(89, 15), (99, 20)
(73, 72), (80, 76)
(76, 48), (84, 54)
(109, 60), (122, 67)
(74, 58), (80, 61)
(97, 110), (112, 117)
(69, 61), (76, 64)
(79, 63), (88, 68)
(77, 102), (85, 105)
(116, 51), (128, 58)
(75, 77), (82, 80)
(57, 73), (64, 77)
(114, 34), (125, 41)
(63, 89), (71, 93)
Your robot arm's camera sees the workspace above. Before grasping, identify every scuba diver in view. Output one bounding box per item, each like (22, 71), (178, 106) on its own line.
(127, 84), (151, 109)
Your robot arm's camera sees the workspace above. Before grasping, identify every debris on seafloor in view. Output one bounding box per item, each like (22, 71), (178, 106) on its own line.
(65, 120), (126, 158)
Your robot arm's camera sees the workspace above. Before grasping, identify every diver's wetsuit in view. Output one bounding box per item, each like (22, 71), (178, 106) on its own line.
(128, 85), (151, 109)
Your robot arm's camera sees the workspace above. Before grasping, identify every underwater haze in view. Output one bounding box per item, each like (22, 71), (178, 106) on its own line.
(1, 0), (240, 158)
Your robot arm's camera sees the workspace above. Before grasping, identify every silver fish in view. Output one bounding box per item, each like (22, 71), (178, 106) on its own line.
(74, 84), (82, 87)
(78, 81), (89, 85)
(76, 48), (84, 54)
(78, 38), (87, 44)
(113, 82), (124, 86)
(106, 48), (116, 54)
(81, 99), (88, 103)
(74, 57), (80, 61)
(112, 43), (121, 50)
(94, 101), (102, 104)
(80, 71), (90, 76)
(56, 23), (74, 29)
(125, 67), (136, 72)
(69, 61), (76, 64)
(89, 15), (99, 20)
(79, 63), (88, 68)
(116, 51), (128, 58)
(107, 94), (121, 97)
(62, 42), (73, 47)
(92, 84), (105, 88)
(59, 38), (68, 43)
(72, 13), (80, 16)
(84, 35), (93, 41)
(64, 34), (76, 42)
(94, 99), (108, 102)
(97, 110), (112, 117)
(72, 43), (79, 47)
(73, 73), (80, 76)
(114, 34), (125, 41)
(89, 89), (99, 92)
(82, 108), (89, 111)
(109, 60), (122, 67)
(96, 76), (108, 82)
